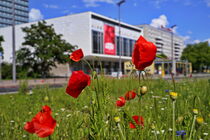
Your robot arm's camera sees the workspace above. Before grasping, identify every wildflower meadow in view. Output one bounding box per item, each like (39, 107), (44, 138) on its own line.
(0, 36), (209, 140)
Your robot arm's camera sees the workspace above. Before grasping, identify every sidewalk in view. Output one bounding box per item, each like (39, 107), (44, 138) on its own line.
(0, 78), (68, 88)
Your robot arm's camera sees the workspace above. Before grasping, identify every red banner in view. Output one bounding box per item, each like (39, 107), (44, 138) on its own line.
(104, 24), (116, 55)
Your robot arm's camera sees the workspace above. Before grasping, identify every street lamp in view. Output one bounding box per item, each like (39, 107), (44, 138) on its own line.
(117, 0), (125, 78)
(0, 52), (2, 82)
(170, 25), (176, 75)
(12, 0), (16, 82)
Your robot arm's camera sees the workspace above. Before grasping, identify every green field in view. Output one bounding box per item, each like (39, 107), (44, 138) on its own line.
(0, 77), (209, 140)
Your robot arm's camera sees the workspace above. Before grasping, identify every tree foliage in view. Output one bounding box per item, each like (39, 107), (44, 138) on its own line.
(181, 42), (210, 72)
(16, 21), (76, 77)
(0, 35), (4, 56)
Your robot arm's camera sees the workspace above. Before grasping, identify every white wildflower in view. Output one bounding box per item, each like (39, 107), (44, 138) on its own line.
(156, 131), (160, 134)
(83, 106), (88, 109)
(55, 113), (59, 116)
(66, 114), (71, 118)
(60, 108), (65, 112)
(169, 128), (173, 131)
(203, 133), (208, 136)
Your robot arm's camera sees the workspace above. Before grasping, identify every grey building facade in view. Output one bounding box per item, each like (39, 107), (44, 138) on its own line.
(0, 0), (29, 28)
(138, 24), (185, 60)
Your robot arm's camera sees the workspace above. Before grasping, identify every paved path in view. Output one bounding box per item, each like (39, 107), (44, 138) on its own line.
(0, 78), (68, 93)
(0, 74), (210, 94)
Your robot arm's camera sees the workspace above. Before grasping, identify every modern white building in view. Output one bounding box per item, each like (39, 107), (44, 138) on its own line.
(0, 0), (29, 27)
(137, 24), (185, 60)
(0, 12), (142, 76)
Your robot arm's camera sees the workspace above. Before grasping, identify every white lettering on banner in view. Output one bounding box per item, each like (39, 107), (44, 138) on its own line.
(105, 43), (114, 50)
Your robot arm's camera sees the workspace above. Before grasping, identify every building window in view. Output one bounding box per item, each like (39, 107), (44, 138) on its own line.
(116, 36), (136, 57)
(92, 30), (103, 54)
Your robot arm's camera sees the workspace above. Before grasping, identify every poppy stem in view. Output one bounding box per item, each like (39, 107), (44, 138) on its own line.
(172, 100), (176, 140)
(138, 70), (141, 86)
(189, 115), (196, 140)
(83, 59), (94, 75)
(48, 135), (51, 140)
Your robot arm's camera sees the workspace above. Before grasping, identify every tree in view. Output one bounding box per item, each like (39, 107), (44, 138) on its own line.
(0, 35), (4, 56)
(181, 42), (210, 72)
(17, 21), (76, 77)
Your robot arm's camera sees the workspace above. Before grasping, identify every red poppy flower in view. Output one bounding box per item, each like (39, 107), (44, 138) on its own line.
(66, 70), (91, 98)
(129, 115), (144, 129)
(132, 36), (157, 70)
(24, 105), (56, 138)
(125, 91), (136, 100)
(70, 49), (84, 62)
(116, 97), (126, 107)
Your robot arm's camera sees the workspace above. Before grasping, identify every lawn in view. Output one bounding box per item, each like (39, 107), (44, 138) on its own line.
(0, 76), (209, 140)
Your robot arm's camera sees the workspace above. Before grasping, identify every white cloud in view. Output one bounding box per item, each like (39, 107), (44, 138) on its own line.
(204, 38), (210, 44)
(193, 40), (201, 44)
(182, 36), (190, 41)
(150, 0), (168, 8)
(43, 4), (59, 9)
(83, 0), (115, 7)
(204, 0), (210, 7)
(29, 8), (44, 22)
(150, 15), (169, 28)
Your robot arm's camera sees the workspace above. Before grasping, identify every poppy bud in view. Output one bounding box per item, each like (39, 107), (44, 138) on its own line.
(176, 116), (184, 123)
(44, 96), (49, 102)
(140, 86), (147, 95)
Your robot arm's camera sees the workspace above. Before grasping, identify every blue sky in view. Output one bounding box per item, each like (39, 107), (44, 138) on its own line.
(29, 0), (210, 44)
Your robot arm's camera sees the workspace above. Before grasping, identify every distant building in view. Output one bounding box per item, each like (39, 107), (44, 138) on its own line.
(137, 24), (185, 60)
(0, 0), (29, 28)
(0, 12), (142, 76)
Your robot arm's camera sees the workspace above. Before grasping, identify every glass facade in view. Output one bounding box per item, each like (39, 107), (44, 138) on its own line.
(92, 30), (136, 57)
(0, 0), (28, 28)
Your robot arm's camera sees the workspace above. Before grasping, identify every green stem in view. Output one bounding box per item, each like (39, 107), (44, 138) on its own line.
(172, 101), (176, 140)
(139, 96), (142, 115)
(117, 123), (126, 140)
(189, 115), (196, 140)
(154, 131), (158, 140)
(171, 72), (176, 91)
(138, 70), (141, 86)
(48, 135), (51, 140)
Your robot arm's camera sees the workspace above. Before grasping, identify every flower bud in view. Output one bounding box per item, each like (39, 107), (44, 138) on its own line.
(192, 109), (198, 115)
(140, 86), (148, 95)
(177, 116), (184, 123)
(150, 123), (155, 129)
(196, 117), (204, 125)
(44, 96), (49, 102)
(169, 92), (178, 100)
(114, 117), (120, 123)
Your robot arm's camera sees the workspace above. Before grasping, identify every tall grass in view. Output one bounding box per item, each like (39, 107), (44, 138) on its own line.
(0, 77), (209, 139)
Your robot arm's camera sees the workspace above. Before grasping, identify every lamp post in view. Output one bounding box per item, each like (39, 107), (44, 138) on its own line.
(117, 0), (125, 79)
(12, 0), (16, 82)
(0, 52), (2, 82)
(170, 25), (176, 75)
